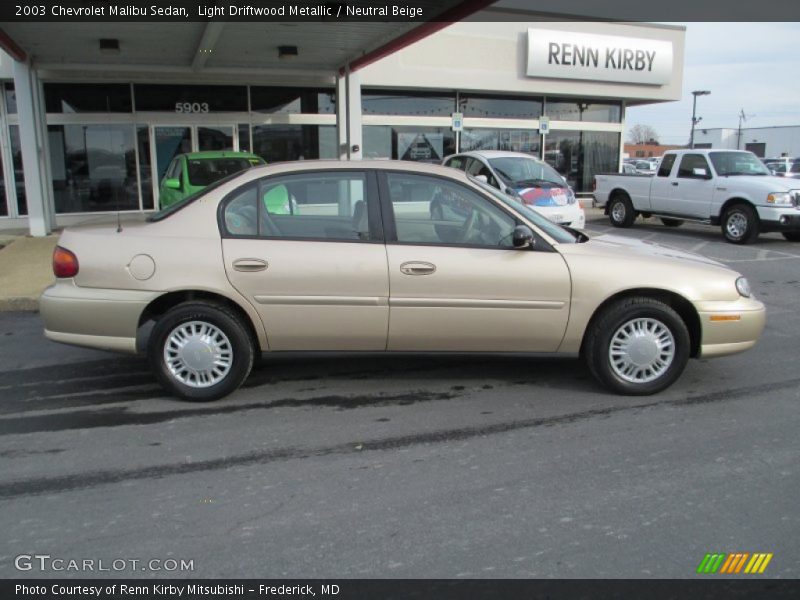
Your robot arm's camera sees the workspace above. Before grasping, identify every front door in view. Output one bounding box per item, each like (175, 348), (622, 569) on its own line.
(221, 170), (389, 351)
(668, 153), (716, 218)
(380, 172), (571, 352)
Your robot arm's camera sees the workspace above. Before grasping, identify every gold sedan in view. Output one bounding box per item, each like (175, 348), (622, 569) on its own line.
(40, 161), (765, 401)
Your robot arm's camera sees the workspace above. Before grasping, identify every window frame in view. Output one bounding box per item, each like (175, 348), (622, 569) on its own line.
(217, 169), (384, 244)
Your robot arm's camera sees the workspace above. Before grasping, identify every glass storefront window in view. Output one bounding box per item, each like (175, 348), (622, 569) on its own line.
(544, 99), (621, 123)
(9, 126), (26, 215)
(458, 94), (542, 119)
(44, 83), (132, 113)
(154, 126), (192, 182)
(544, 130), (620, 193)
(460, 129), (541, 155)
(238, 124), (251, 152)
(362, 90), (455, 117)
(137, 126), (154, 210)
(363, 126), (456, 163)
(4, 83), (17, 114)
(250, 87), (335, 114)
(198, 126), (234, 151)
(134, 84), (247, 112)
(48, 124), (139, 213)
(252, 125), (337, 163)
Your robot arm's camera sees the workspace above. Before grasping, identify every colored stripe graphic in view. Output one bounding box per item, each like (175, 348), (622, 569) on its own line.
(700, 553), (774, 575)
(697, 553), (727, 574)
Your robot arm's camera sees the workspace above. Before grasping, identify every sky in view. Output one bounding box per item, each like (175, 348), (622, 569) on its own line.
(625, 22), (800, 145)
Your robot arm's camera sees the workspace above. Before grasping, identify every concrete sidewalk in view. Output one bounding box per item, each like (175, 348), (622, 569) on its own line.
(0, 233), (59, 311)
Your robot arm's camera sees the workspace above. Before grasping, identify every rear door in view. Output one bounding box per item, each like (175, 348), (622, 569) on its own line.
(221, 169), (389, 350)
(379, 171), (571, 352)
(648, 153), (677, 212)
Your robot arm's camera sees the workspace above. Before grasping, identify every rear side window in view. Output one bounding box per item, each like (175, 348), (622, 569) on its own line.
(657, 154), (676, 177)
(445, 156), (466, 170)
(187, 158), (254, 186)
(222, 171), (379, 242)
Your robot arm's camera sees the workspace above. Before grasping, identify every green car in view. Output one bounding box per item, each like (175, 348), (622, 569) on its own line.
(158, 151), (266, 209)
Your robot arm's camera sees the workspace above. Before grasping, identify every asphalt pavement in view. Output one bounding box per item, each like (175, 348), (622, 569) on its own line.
(0, 213), (798, 579)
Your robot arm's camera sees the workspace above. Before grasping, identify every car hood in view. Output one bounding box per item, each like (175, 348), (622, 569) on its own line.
(718, 174), (799, 191)
(571, 233), (726, 268)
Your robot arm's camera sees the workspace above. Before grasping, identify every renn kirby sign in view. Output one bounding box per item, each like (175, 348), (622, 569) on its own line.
(527, 29), (673, 85)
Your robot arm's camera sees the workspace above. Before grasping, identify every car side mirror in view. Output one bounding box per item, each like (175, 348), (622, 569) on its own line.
(692, 167), (710, 179)
(163, 178), (181, 190)
(474, 174), (488, 184)
(512, 225), (535, 249)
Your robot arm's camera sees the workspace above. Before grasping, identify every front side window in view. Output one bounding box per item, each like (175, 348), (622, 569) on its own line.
(222, 172), (375, 242)
(677, 154), (711, 178)
(386, 173), (515, 248)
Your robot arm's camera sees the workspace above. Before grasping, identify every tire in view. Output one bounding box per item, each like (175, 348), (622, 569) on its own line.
(584, 297), (690, 396)
(608, 193), (636, 228)
(721, 203), (759, 244)
(148, 302), (254, 402)
(782, 232), (800, 242)
(660, 218), (683, 227)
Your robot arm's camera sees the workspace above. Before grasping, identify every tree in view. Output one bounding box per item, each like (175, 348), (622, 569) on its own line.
(628, 124), (660, 145)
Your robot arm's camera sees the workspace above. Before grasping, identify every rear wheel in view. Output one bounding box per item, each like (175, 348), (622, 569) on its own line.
(782, 232), (800, 242)
(608, 193), (636, 228)
(721, 203), (759, 244)
(148, 302), (254, 402)
(660, 217), (683, 227)
(584, 297), (690, 395)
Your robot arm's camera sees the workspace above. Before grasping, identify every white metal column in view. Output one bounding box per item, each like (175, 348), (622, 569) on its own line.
(13, 60), (54, 236)
(337, 69), (363, 161)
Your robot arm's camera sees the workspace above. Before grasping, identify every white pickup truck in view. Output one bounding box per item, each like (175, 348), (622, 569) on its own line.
(593, 149), (800, 244)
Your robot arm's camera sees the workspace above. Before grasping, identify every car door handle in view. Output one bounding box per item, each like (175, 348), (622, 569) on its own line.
(672, 182), (679, 186)
(232, 258), (268, 272)
(400, 261), (436, 276)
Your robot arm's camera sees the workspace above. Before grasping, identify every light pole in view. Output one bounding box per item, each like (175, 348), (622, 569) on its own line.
(689, 90), (710, 149)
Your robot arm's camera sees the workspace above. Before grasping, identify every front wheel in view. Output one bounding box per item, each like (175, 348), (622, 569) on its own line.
(721, 203), (759, 244)
(608, 194), (636, 228)
(584, 297), (690, 395)
(782, 232), (800, 242)
(148, 302), (254, 401)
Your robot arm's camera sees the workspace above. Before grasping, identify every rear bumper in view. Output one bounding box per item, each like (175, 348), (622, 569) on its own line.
(40, 280), (158, 354)
(695, 297), (766, 358)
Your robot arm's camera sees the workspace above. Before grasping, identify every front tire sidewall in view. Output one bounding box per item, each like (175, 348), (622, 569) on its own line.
(722, 204), (759, 244)
(148, 303), (254, 402)
(609, 195), (635, 228)
(587, 300), (690, 396)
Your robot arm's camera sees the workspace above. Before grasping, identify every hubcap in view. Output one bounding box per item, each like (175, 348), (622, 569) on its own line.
(726, 212), (748, 239)
(164, 321), (233, 388)
(611, 201), (626, 222)
(609, 317), (675, 384)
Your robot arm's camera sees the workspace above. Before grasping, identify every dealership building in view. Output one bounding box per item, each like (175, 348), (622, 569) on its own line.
(0, 8), (685, 235)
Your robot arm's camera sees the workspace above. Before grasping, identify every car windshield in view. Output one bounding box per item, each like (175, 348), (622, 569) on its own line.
(488, 156), (565, 187)
(709, 152), (770, 176)
(186, 157), (257, 186)
(470, 177), (578, 244)
(147, 171), (245, 222)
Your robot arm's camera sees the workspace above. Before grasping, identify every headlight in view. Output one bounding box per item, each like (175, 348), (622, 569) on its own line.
(766, 192), (793, 205)
(735, 277), (751, 298)
(567, 189), (577, 205)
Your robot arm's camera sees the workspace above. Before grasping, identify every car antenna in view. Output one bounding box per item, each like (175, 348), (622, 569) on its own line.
(116, 211), (123, 233)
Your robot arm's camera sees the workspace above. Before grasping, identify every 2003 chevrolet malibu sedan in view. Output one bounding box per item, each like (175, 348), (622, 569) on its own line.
(40, 161), (766, 401)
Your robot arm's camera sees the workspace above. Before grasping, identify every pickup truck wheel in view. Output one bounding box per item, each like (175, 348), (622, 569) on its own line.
(148, 302), (254, 402)
(660, 218), (683, 227)
(782, 232), (800, 242)
(584, 297), (690, 395)
(609, 194), (635, 228)
(722, 203), (759, 244)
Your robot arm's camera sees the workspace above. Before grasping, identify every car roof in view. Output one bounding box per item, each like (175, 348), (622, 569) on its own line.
(180, 151), (264, 161)
(446, 150), (545, 162)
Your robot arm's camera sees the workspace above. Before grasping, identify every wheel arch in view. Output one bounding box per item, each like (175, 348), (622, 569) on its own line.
(579, 288), (701, 359)
(136, 290), (265, 354)
(604, 188), (631, 215)
(719, 197), (757, 220)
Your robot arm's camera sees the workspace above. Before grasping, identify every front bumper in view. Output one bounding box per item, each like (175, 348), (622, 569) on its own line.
(695, 296), (766, 358)
(40, 280), (159, 354)
(537, 203), (586, 229)
(755, 206), (800, 233)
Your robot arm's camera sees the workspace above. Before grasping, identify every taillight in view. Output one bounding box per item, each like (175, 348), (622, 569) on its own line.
(53, 246), (79, 278)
